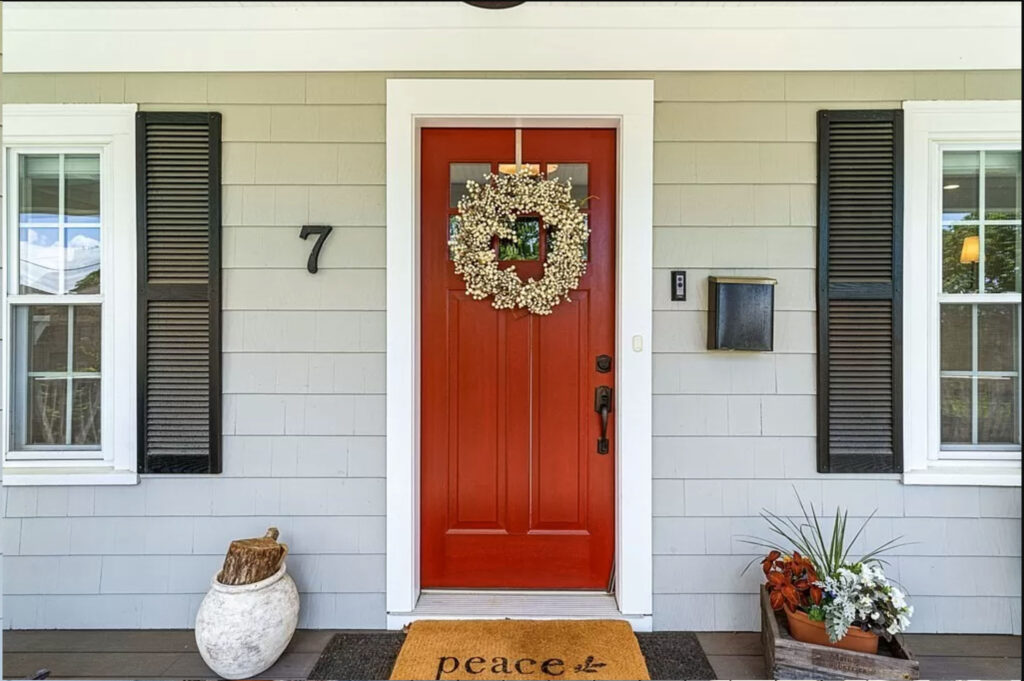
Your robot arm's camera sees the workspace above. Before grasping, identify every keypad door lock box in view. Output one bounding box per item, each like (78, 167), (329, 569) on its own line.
(707, 276), (777, 351)
(670, 270), (687, 301)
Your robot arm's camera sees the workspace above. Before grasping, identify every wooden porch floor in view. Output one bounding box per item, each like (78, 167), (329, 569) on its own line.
(2, 629), (1021, 679)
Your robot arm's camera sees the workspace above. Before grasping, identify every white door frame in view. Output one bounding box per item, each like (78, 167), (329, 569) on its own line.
(385, 79), (654, 626)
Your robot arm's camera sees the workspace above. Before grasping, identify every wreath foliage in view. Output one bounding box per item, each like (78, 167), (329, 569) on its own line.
(451, 168), (589, 315)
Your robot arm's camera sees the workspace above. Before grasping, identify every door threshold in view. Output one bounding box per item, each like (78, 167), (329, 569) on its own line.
(387, 591), (653, 631)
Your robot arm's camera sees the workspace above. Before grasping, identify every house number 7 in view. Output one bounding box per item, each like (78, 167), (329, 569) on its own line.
(299, 225), (333, 274)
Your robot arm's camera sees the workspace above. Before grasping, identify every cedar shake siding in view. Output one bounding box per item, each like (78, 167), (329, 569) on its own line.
(2, 71), (1021, 633)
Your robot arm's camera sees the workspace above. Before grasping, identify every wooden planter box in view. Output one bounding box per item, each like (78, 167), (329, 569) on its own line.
(760, 587), (920, 680)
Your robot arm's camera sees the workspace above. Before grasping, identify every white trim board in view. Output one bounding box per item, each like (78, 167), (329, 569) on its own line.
(3, 2), (1020, 73)
(385, 79), (654, 624)
(388, 592), (652, 632)
(2, 104), (139, 486)
(902, 100), (1022, 488)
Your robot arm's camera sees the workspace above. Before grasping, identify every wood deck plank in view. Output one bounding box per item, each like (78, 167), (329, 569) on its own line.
(706, 654), (767, 679)
(902, 633), (1024, 657)
(2, 629), (197, 653)
(917, 655), (1024, 680)
(1, 652), (181, 679)
(696, 632), (763, 656)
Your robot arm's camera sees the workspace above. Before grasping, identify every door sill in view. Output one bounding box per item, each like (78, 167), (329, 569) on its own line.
(387, 591), (653, 631)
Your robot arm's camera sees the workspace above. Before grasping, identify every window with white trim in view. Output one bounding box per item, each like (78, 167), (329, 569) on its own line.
(938, 149), (1021, 454)
(3, 105), (138, 485)
(904, 101), (1022, 486)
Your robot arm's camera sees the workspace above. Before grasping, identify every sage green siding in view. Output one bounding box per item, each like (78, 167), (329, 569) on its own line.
(2, 70), (1021, 633)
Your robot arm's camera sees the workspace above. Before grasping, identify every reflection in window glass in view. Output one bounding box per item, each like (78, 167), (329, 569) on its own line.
(940, 376), (972, 444)
(942, 223), (980, 293)
(64, 155), (101, 224)
(19, 227), (61, 294)
(449, 163), (491, 208)
(18, 154), (59, 224)
(940, 304), (972, 371)
(498, 217), (540, 261)
(498, 163), (540, 176)
(942, 151), (980, 222)
(978, 376), (1020, 444)
(985, 150), (1022, 220)
(13, 305), (101, 449)
(448, 215), (461, 260)
(16, 153), (102, 295)
(546, 163), (589, 203)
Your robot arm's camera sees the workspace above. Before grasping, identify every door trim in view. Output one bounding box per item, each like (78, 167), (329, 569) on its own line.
(385, 79), (654, 624)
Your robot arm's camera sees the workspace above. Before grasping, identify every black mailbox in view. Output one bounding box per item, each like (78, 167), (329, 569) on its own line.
(707, 276), (777, 351)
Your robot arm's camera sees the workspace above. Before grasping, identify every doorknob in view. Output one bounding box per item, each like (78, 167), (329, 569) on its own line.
(594, 386), (612, 454)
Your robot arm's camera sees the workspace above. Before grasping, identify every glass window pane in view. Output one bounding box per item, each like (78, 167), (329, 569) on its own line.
(977, 304), (1019, 372)
(448, 215), (461, 260)
(65, 227), (101, 294)
(73, 305), (102, 372)
(28, 378), (67, 446)
(984, 224), (1022, 293)
(985, 150), (1021, 220)
(64, 154), (101, 224)
(940, 303), (972, 371)
(942, 223), (980, 293)
(940, 377), (972, 444)
(71, 378), (101, 446)
(498, 163), (540, 176)
(450, 163), (491, 208)
(19, 227), (61, 294)
(18, 154), (59, 224)
(978, 376), (1020, 445)
(546, 163), (589, 203)
(498, 217), (540, 261)
(19, 305), (69, 373)
(943, 151), (980, 221)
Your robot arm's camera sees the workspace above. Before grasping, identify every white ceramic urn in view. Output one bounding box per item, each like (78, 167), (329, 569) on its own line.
(195, 563), (300, 680)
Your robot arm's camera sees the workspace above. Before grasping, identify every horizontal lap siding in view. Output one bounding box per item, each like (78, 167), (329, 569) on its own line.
(2, 70), (1022, 634)
(648, 69), (1020, 635)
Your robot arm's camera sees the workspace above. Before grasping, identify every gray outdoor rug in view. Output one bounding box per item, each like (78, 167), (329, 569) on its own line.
(308, 629), (717, 680)
(308, 631), (407, 680)
(636, 631), (717, 680)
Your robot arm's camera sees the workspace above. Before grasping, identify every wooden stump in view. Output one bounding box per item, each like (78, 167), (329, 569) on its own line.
(217, 527), (289, 586)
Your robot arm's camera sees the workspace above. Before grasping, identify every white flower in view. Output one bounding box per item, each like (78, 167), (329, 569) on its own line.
(453, 169), (590, 315)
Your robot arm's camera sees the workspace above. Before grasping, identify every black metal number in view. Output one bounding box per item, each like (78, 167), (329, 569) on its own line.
(299, 225), (333, 274)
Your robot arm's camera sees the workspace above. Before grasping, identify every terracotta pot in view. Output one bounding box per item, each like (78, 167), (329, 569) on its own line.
(785, 607), (879, 654)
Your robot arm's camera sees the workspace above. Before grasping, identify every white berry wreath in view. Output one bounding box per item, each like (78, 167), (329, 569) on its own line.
(451, 168), (590, 316)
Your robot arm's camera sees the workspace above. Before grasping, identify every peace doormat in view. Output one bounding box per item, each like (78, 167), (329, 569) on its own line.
(388, 620), (649, 680)
(307, 626), (716, 680)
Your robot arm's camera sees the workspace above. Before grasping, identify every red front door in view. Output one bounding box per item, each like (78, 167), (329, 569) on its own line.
(421, 128), (616, 589)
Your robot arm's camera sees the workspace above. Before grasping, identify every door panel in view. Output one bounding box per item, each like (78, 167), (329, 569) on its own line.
(421, 128), (616, 588)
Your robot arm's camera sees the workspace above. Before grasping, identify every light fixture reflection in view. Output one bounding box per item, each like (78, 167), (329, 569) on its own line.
(959, 235), (980, 264)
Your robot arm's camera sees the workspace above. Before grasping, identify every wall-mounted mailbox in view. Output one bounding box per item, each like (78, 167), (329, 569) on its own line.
(707, 276), (777, 351)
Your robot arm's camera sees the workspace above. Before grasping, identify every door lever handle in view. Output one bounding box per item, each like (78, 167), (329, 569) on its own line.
(594, 386), (612, 454)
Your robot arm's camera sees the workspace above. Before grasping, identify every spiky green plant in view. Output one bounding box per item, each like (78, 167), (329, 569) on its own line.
(741, 488), (909, 578)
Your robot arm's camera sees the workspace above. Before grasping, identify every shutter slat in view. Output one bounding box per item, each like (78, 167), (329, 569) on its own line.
(817, 110), (903, 474)
(137, 112), (222, 474)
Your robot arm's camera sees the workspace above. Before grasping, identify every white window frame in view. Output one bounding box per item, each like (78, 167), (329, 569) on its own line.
(2, 104), (138, 486)
(903, 100), (1022, 487)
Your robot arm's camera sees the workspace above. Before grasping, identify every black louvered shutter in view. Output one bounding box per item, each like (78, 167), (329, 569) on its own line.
(817, 110), (903, 473)
(137, 112), (222, 474)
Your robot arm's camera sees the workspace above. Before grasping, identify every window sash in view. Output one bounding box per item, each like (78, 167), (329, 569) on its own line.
(935, 143), (1022, 461)
(5, 146), (108, 463)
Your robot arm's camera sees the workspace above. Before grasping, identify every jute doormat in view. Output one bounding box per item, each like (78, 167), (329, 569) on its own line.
(388, 619), (650, 680)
